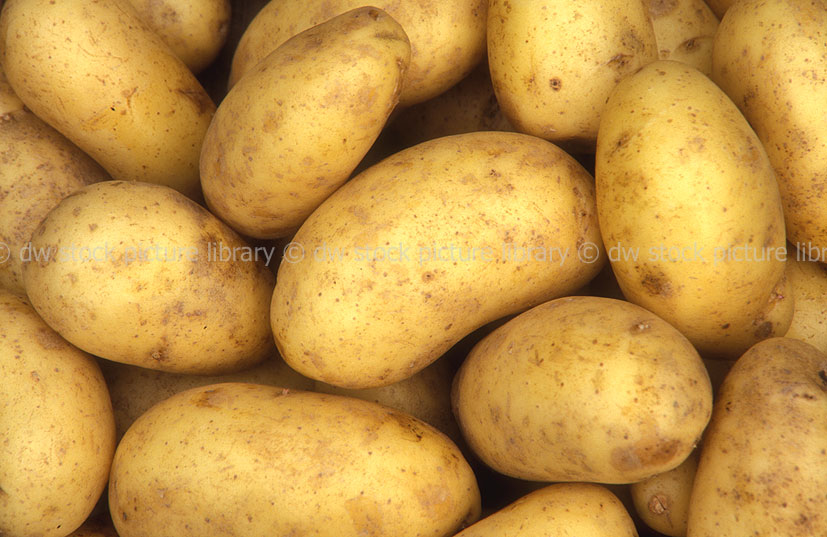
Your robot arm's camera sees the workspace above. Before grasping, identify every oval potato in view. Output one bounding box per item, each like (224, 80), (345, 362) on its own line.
(596, 60), (791, 358)
(271, 131), (605, 389)
(0, 289), (116, 537)
(630, 450), (698, 537)
(23, 181), (275, 374)
(109, 383), (481, 537)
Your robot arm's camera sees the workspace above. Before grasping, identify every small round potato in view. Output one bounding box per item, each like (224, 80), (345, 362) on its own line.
(452, 295), (712, 483)
(631, 450), (698, 537)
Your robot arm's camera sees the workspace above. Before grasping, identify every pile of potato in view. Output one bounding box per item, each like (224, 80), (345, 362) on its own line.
(1, 0), (826, 536)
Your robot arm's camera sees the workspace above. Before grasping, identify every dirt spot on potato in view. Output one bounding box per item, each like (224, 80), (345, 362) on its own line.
(640, 272), (672, 296)
(36, 328), (66, 350)
(549, 77), (562, 91)
(388, 411), (425, 443)
(344, 496), (383, 536)
(753, 321), (773, 340)
(648, 0), (678, 17)
(611, 437), (681, 472)
(192, 388), (226, 408)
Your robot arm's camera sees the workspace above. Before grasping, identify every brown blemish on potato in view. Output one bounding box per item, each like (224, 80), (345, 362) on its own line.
(176, 88), (213, 116)
(344, 496), (383, 536)
(150, 348), (168, 362)
(36, 328), (66, 349)
(640, 272), (672, 296)
(388, 411), (425, 442)
(648, 493), (670, 514)
(631, 321), (651, 333)
(817, 369), (827, 388)
(611, 437), (681, 472)
(753, 321), (773, 340)
(549, 78), (562, 91)
(192, 388), (224, 408)
(648, 0), (678, 17)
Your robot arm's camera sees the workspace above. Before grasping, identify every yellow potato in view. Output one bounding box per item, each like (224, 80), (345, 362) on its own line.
(487, 0), (658, 151)
(109, 383), (481, 537)
(631, 450), (698, 537)
(0, 289), (115, 537)
(596, 60), (791, 358)
(705, 0), (735, 18)
(452, 296), (712, 484)
(314, 358), (461, 443)
(100, 354), (314, 441)
(687, 337), (827, 537)
(126, 0), (230, 74)
(712, 0), (827, 255)
(0, 0), (215, 198)
(200, 7), (411, 239)
(0, 63), (24, 115)
(785, 254), (827, 353)
(454, 483), (637, 537)
(228, 0), (487, 106)
(648, 0), (719, 75)
(271, 131), (605, 389)
(0, 106), (110, 296)
(23, 181), (275, 374)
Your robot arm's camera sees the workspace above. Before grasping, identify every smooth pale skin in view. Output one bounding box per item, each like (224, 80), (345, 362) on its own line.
(648, 0), (719, 75)
(0, 108), (109, 296)
(0, 289), (116, 537)
(100, 354), (314, 441)
(109, 383), (481, 537)
(687, 337), (827, 537)
(389, 62), (514, 149)
(201, 7), (411, 239)
(712, 0), (827, 253)
(23, 181), (275, 374)
(227, 0), (487, 106)
(314, 358), (462, 443)
(631, 450), (698, 537)
(0, 0), (215, 198)
(487, 0), (658, 151)
(454, 483), (638, 537)
(596, 60), (791, 359)
(785, 255), (827, 353)
(126, 0), (230, 74)
(452, 296), (712, 483)
(271, 131), (605, 389)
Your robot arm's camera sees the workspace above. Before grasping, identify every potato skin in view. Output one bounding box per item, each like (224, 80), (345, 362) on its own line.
(0, 289), (116, 537)
(487, 0), (658, 151)
(712, 0), (827, 254)
(454, 483), (637, 537)
(631, 450), (698, 537)
(785, 255), (827, 353)
(687, 338), (827, 537)
(0, 0), (214, 198)
(200, 7), (411, 239)
(109, 383), (481, 537)
(228, 0), (487, 106)
(0, 63), (23, 115)
(23, 181), (275, 374)
(271, 131), (605, 389)
(596, 60), (791, 358)
(452, 296), (712, 484)
(126, 0), (230, 74)
(648, 0), (719, 75)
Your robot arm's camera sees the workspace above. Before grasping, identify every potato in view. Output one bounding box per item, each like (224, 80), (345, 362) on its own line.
(23, 181), (275, 374)
(200, 7), (411, 239)
(596, 60), (791, 359)
(454, 483), (637, 537)
(227, 0), (487, 106)
(109, 383), (481, 537)
(712, 0), (827, 255)
(314, 358), (462, 443)
(271, 131), (605, 389)
(452, 296), (712, 484)
(388, 61), (514, 149)
(0, 62), (23, 115)
(0, 289), (116, 537)
(630, 450), (698, 537)
(687, 337), (827, 536)
(487, 0), (658, 151)
(126, 0), (230, 74)
(100, 354), (314, 441)
(705, 0), (735, 19)
(0, 105), (110, 296)
(648, 0), (719, 75)
(785, 254), (827, 354)
(0, 0), (215, 198)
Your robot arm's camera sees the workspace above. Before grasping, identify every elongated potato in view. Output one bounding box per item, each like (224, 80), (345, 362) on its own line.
(631, 450), (698, 537)
(228, 0), (487, 106)
(454, 483), (637, 537)
(712, 0), (827, 255)
(0, 0), (214, 198)
(126, 0), (230, 74)
(271, 131), (605, 389)
(452, 296), (712, 483)
(488, 0), (658, 151)
(23, 181), (275, 374)
(109, 383), (481, 537)
(687, 338), (827, 537)
(0, 289), (116, 537)
(596, 60), (791, 358)
(201, 7), (411, 239)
